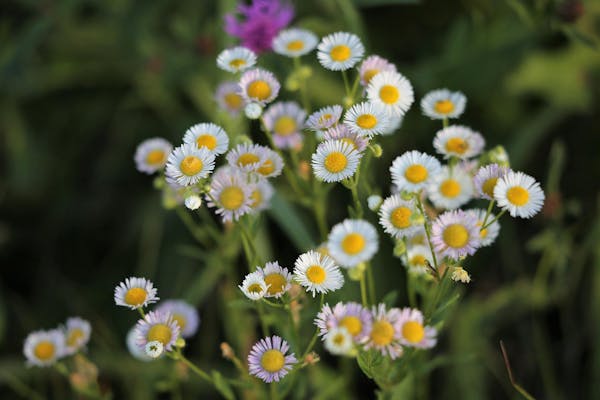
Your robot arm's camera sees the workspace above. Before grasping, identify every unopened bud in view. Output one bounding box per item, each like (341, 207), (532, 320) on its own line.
(244, 103), (263, 119)
(175, 338), (186, 348)
(220, 342), (235, 360)
(393, 240), (407, 257)
(369, 144), (383, 158)
(348, 263), (366, 281)
(184, 195), (202, 210)
(367, 195), (383, 211)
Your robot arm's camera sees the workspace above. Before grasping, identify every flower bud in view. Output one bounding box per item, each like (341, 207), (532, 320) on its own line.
(244, 103), (263, 119)
(184, 195), (202, 210)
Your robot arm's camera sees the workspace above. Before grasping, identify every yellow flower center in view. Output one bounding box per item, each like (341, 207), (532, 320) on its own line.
(356, 114), (377, 129)
(286, 40), (304, 51)
(248, 283), (264, 294)
(147, 323), (172, 346)
(330, 45), (351, 62)
(306, 265), (326, 284)
(220, 186), (245, 210)
(224, 92), (242, 109)
(370, 320), (394, 346)
(410, 254), (426, 266)
(445, 137), (469, 155)
(196, 134), (217, 150)
(261, 349), (285, 373)
(440, 179), (461, 198)
(339, 316), (362, 336)
(324, 151), (348, 173)
(250, 189), (262, 208)
(67, 329), (84, 347)
(247, 80), (271, 100)
(340, 138), (357, 150)
(482, 177), (498, 198)
(238, 153), (260, 166)
(264, 273), (287, 296)
(180, 156), (203, 176)
(341, 233), (366, 255)
(229, 58), (246, 68)
(402, 321), (425, 343)
(507, 186), (529, 206)
(318, 113), (333, 125)
(274, 116), (297, 136)
(146, 150), (165, 165)
(434, 99), (455, 114)
(333, 333), (346, 346)
(379, 85), (399, 104)
(124, 287), (147, 306)
(363, 69), (379, 84)
(257, 159), (275, 176)
(404, 164), (428, 183)
(390, 206), (412, 229)
(443, 224), (469, 248)
(34, 341), (55, 360)
(172, 314), (187, 331)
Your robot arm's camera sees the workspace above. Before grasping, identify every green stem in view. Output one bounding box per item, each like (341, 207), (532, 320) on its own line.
(175, 207), (208, 245)
(257, 302), (270, 337)
(481, 199), (496, 228)
(341, 69), (351, 100)
(293, 57), (311, 112)
(360, 273), (368, 307)
(366, 262), (376, 304)
(415, 193), (440, 275)
(443, 117), (449, 128)
(137, 308), (146, 319)
(178, 354), (213, 384)
(300, 294), (325, 359)
(481, 209), (506, 230)
(270, 382), (279, 400)
(313, 181), (329, 241)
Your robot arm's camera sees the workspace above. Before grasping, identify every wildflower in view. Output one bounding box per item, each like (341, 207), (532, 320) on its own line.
(248, 178), (274, 212)
(248, 335), (297, 382)
(227, 143), (268, 173)
(63, 317), (91, 355)
(451, 266), (471, 283)
(396, 308), (437, 349)
(390, 151), (441, 193)
(473, 163), (510, 200)
(327, 219), (378, 268)
(165, 143), (216, 186)
(433, 125), (485, 160)
(134, 138), (172, 174)
(155, 300), (200, 339)
(294, 250), (344, 296)
(343, 102), (390, 137)
(239, 68), (280, 105)
(364, 304), (403, 359)
(183, 123), (230, 156)
(225, 0), (294, 53)
(245, 102), (263, 119)
(114, 277), (159, 310)
(258, 261), (293, 298)
(144, 341), (163, 359)
(126, 327), (151, 361)
(262, 101), (306, 149)
(315, 302), (372, 343)
(317, 32), (365, 71)
(323, 124), (368, 152)
(216, 46), (257, 73)
(404, 244), (434, 275)
(421, 89), (467, 120)
(358, 55), (397, 87)
(272, 28), (318, 57)
(239, 271), (269, 300)
(207, 171), (253, 223)
(367, 194), (383, 211)
(23, 329), (66, 367)
(380, 114), (403, 136)
(135, 311), (180, 352)
(312, 140), (361, 183)
(494, 171), (545, 219)
(367, 71), (414, 117)
(427, 165), (474, 210)
(378, 194), (420, 239)
(431, 210), (481, 260)
(256, 147), (284, 178)
(216, 81), (245, 115)
(306, 105), (343, 132)
(184, 195), (202, 210)
(467, 208), (500, 247)
(324, 327), (355, 356)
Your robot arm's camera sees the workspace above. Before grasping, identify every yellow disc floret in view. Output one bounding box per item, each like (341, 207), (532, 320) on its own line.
(391, 207), (412, 229)
(339, 316), (362, 336)
(180, 156), (203, 176)
(379, 85), (399, 104)
(507, 186), (529, 206)
(443, 224), (469, 248)
(445, 137), (469, 155)
(147, 324), (172, 346)
(247, 80), (271, 101)
(274, 116), (297, 136)
(440, 179), (461, 198)
(402, 321), (425, 343)
(306, 265), (326, 284)
(146, 150), (166, 165)
(261, 349), (285, 373)
(264, 273), (287, 296)
(434, 99), (455, 114)
(34, 341), (55, 360)
(404, 164), (428, 183)
(341, 233), (366, 255)
(370, 320), (394, 346)
(356, 114), (377, 129)
(286, 40), (304, 51)
(125, 287), (147, 306)
(324, 152), (348, 173)
(330, 45), (351, 62)
(220, 186), (245, 210)
(196, 134), (217, 150)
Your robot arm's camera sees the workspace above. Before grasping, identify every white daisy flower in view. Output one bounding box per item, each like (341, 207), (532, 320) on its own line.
(473, 163), (510, 200)
(114, 277), (159, 310)
(262, 101), (306, 150)
(364, 304), (403, 359)
(306, 105), (343, 132)
(207, 171), (253, 223)
(323, 124), (369, 152)
(396, 308), (437, 349)
(273, 28), (319, 57)
(312, 140), (361, 183)
(155, 299), (200, 339)
(433, 125), (485, 160)
(390, 151), (442, 193)
(380, 114), (403, 136)
(367, 71), (414, 117)
(317, 32), (365, 71)
(378, 194), (421, 239)
(294, 250), (344, 297)
(239, 68), (280, 105)
(324, 327), (355, 356)
(248, 178), (274, 212)
(467, 208), (500, 247)
(343, 102), (390, 137)
(216, 46), (257, 73)
(327, 219), (379, 268)
(226, 143), (268, 173)
(239, 271), (269, 301)
(451, 266), (471, 283)
(183, 123), (229, 155)
(215, 81), (245, 115)
(431, 210), (481, 260)
(165, 143), (216, 186)
(63, 317), (91, 355)
(403, 244), (434, 275)
(248, 336), (297, 383)
(421, 89), (467, 120)
(494, 171), (545, 219)
(314, 302), (372, 343)
(145, 341), (164, 359)
(134, 138), (173, 174)
(258, 261), (293, 298)
(427, 165), (474, 210)
(23, 329), (66, 367)
(256, 147), (284, 178)
(135, 311), (180, 352)
(358, 55), (397, 87)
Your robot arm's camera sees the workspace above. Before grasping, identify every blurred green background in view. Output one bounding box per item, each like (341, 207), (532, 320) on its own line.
(1, 0), (599, 398)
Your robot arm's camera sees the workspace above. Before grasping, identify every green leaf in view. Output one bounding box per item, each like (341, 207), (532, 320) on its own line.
(357, 349), (385, 380)
(267, 193), (315, 251)
(211, 371), (235, 400)
(381, 290), (398, 308)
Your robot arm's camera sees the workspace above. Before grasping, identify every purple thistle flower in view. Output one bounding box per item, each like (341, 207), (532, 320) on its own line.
(224, 0), (294, 53)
